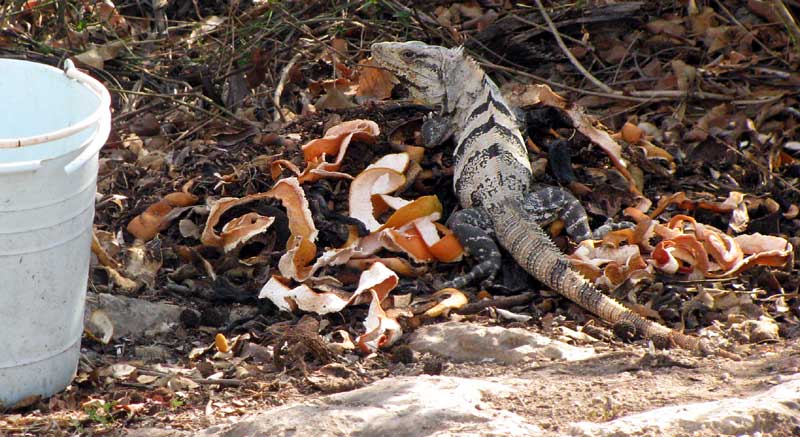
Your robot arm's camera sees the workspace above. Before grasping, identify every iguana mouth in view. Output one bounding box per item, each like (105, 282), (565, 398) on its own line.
(387, 77), (415, 100)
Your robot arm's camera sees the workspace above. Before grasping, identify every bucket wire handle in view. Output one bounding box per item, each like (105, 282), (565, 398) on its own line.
(64, 110), (111, 174)
(62, 60), (112, 174)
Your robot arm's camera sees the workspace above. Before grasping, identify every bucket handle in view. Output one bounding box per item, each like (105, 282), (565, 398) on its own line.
(0, 160), (43, 175)
(0, 59), (111, 148)
(64, 110), (111, 175)
(0, 111), (110, 176)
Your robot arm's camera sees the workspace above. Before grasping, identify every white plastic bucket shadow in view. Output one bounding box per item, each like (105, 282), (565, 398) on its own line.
(0, 59), (110, 406)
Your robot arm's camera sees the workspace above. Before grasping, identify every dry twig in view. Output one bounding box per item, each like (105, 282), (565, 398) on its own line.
(273, 52), (303, 123)
(772, 0), (800, 45)
(137, 368), (245, 387)
(533, 0), (615, 94)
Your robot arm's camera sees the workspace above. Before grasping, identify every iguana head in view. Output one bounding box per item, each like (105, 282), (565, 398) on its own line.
(370, 41), (464, 106)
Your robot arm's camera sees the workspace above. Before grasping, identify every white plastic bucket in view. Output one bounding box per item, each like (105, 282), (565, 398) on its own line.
(0, 59), (110, 406)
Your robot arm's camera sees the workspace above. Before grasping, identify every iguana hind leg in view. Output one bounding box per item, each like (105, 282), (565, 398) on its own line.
(521, 187), (631, 242)
(522, 186), (594, 242)
(442, 207), (501, 289)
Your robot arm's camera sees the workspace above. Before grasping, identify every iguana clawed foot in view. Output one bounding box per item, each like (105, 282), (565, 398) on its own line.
(612, 320), (637, 343)
(421, 112), (455, 148)
(442, 207), (500, 290)
(591, 219), (635, 240)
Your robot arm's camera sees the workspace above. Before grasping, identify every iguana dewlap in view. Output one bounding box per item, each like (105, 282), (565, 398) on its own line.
(371, 41), (702, 351)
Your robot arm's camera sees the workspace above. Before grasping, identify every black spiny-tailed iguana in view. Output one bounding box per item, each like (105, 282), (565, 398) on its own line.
(371, 41), (703, 352)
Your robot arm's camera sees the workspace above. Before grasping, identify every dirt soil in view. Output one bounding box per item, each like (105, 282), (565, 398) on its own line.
(1, 0), (800, 435)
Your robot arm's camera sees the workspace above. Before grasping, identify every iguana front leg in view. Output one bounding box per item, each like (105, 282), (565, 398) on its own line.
(421, 113), (456, 148)
(521, 186), (630, 242)
(442, 207), (501, 289)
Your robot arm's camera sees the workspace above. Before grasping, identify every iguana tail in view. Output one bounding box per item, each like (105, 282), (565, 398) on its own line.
(491, 202), (700, 351)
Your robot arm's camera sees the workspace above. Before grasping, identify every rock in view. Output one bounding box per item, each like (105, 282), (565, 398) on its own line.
(134, 345), (173, 361)
(179, 308), (201, 328)
(306, 363), (364, 394)
(84, 293), (184, 340)
(568, 378), (800, 436)
(199, 306), (228, 327)
(126, 429), (186, 437)
(408, 321), (595, 364)
(745, 317), (781, 343)
(196, 376), (542, 436)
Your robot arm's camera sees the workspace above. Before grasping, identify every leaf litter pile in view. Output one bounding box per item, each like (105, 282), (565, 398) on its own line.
(2, 0), (800, 432)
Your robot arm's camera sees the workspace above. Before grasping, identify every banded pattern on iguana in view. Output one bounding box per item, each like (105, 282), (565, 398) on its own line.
(371, 41), (702, 351)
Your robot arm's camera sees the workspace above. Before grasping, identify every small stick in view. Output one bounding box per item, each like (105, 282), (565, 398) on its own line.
(533, 0), (616, 94)
(713, 0), (789, 67)
(511, 14), (591, 49)
(772, 0), (800, 45)
(137, 368), (245, 387)
(481, 60), (743, 103)
(273, 52), (303, 123)
(455, 292), (536, 315)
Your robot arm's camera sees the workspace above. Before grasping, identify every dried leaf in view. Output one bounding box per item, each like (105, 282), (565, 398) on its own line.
(109, 363), (137, 380)
(316, 85), (357, 110)
(92, 228), (121, 269)
(645, 18), (686, 38)
(501, 83), (567, 109)
(671, 59), (697, 92)
(85, 310), (114, 344)
(356, 58), (396, 100)
(567, 107), (639, 195)
(501, 83), (638, 194)
(124, 239), (162, 288)
(96, 1), (130, 36)
(684, 103), (729, 142)
(73, 40), (125, 69)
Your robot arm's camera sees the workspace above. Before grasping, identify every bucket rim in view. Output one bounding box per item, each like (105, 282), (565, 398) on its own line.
(0, 59), (111, 149)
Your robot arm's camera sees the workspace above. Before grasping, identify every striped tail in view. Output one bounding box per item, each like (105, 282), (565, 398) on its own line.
(490, 201), (700, 351)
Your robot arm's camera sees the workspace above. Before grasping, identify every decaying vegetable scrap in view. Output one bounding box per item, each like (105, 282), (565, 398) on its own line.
(254, 121), (468, 350)
(116, 118), (467, 351)
(270, 119), (380, 182)
(118, 111), (795, 354)
(127, 182), (198, 241)
(570, 201), (793, 289)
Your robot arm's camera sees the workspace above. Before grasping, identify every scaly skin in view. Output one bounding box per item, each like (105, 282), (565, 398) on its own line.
(371, 41), (702, 352)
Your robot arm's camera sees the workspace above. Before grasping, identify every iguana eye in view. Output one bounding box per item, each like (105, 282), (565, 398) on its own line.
(401, 50), (415, 59)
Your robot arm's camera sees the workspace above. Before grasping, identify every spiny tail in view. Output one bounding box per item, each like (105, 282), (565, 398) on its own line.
(491, 202), (700, 351)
